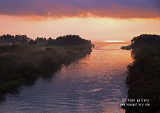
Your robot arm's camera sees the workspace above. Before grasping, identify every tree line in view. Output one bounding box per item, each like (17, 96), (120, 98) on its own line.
(0, 34), (92, 47)
(131, 34), (160, 48)
(0, 34), (30, 45)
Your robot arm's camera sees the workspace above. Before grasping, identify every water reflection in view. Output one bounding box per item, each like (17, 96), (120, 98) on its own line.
(0, 43), (132, 113)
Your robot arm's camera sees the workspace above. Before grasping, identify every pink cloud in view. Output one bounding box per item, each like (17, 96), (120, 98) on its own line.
(0, 0), (160, 18)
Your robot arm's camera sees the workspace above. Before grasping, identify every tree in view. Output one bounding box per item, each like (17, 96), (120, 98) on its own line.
(131, 34), (160, 48)
(0, 34), (30, 45)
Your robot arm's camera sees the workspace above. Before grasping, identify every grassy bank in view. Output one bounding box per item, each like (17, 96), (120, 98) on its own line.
(123, 45), (160, 113)
(0, 44), (92, 96)
(0, 78), (26, 96)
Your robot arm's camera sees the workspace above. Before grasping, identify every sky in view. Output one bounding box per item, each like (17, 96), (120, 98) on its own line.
(0, 0), (160, 41)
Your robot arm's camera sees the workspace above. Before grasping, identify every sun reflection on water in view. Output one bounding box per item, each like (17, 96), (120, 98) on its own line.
(0, 42), (133, 113)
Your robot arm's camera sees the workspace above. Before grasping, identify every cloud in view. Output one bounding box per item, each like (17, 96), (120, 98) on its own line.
(0, 0), (160, 18)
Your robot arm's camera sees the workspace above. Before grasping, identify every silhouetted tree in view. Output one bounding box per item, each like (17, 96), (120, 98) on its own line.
(0, 34), (30, 45)
(131, 34), (160, 48)
(55, 35), (92, 46)
(36, 37), (47, 45)
(47, 38), (55, 46)
(29, 40), (37, 45)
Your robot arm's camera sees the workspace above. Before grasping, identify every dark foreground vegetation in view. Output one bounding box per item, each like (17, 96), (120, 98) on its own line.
(0, 34), (93, 96)
(122, 34), (160, 113)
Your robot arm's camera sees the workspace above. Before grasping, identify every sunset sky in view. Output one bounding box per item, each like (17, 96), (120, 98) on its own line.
(0, 0), (160, 41)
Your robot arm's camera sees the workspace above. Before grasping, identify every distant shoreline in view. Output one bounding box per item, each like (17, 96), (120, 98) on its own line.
(0, 34), (93, 97)
(92, 41), (130, 44)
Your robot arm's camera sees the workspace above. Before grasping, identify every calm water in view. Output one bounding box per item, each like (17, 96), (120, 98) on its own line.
(0, 43), (132, 113)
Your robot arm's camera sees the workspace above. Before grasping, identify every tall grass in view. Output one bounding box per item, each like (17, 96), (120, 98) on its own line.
(124, 45), (160, 113)
(0, 44), (92, 96)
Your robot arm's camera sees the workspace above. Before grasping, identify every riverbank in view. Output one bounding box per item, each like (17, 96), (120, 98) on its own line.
(0, 35), (93, 97)
(120, 34), (160, 112)
(0, 43), (130, 113)
(122, 45), (160, 113)
(0, 45), (92, 96)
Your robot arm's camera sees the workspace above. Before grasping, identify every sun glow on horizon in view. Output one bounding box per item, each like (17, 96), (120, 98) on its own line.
(0, 15), (160, 41)
(105, 40), (124, 42)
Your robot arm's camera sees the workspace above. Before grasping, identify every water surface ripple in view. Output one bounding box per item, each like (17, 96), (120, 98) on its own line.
(0, 43), (132, 113)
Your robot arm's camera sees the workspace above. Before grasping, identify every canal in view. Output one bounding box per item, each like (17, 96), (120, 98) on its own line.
(0, 43), (132, 113)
